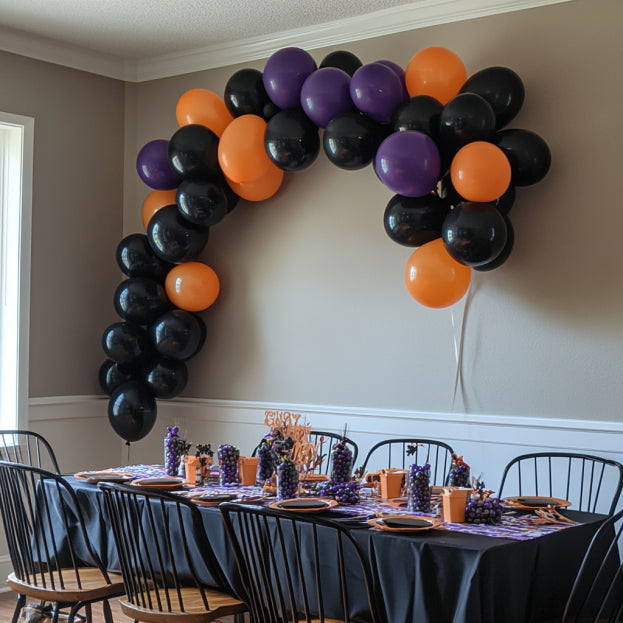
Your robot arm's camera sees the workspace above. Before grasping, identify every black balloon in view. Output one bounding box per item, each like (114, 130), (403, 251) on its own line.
(319, 50), (363, 76)
(167, 124), (220, 179)
(493, 184), (516, 215)
(149, 309), (206, 361)
(442, 202), (508, 267)
(439, 93), (496, 162)
(102, 321), (151, 365)
(113, 276), (170, 325)
(493, 129), (551, 186)
(116, 233), (173, 283)
(438, 170), (463, 208)
(323, 112), (389, 170)
(147, 204), (210, 263)
(474, 213), (515, 271)
(392, 95), (443, 140)
(265, 108), (320, 172)
(224, 68), (273, 119)
(460, 66), (525, 130)
(176, 179), (228, 226)
(98, 359), (137, 395)
(383, 194), (450, 247)
(144, 357), (188, 399)
(108, 381), (157, 443)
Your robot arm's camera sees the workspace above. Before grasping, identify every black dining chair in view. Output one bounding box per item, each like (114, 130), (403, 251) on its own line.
(219, 502), (386, 623)
(562, 506), (623, 622)
(252, 429), (359, 476)
(359, 438), (455, 485)
(497, 452), (623, 515)
(0, 461), (124, 623)
(0, 429), (60, 472)
(99, 482), (248, 623)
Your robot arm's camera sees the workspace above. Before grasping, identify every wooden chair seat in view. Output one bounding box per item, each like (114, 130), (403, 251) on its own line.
(7, 568), (123, 603)
(120, 586), (247, 622)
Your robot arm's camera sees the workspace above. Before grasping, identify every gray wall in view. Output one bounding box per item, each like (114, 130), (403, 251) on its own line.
(0, 51), (125, 398)
(124, 0), (623, 422)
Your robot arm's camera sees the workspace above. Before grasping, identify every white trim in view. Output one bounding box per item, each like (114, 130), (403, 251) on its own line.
(0, 0), (573, 82)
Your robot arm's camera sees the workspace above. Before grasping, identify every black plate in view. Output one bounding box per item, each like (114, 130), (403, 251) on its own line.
(278, 500), (331, 509)
(517, 497), (560, 507)
(378, 517), (433, 529)
(194, 493), (238, 502)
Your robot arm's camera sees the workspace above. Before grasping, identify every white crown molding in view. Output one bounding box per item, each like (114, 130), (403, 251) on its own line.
(1, 0), (572, 82)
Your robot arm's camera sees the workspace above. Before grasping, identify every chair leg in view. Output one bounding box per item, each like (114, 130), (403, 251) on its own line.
(102, 600), (113, 623)
(11, 593), (26, 623)
(234, 613), (247, 623)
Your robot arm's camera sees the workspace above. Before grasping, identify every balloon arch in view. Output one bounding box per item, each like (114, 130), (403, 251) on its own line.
(99, 45), (551, 443)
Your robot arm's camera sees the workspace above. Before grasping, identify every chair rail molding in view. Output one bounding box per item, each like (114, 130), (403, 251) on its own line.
(0, 0), (573, 81)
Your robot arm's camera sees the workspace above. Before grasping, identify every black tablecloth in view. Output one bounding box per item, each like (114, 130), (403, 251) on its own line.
(50, 477), (605, 623)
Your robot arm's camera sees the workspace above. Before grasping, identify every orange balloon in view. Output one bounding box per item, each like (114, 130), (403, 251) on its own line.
(451, 141), (511, 203)
(175, 89), (233, 137)
(225, 165), (284, 202)
(405, 47), (467, 105)
(141, 189), (177, 230)
(218, 115), (274, 184)
(165, 262), (220, 312)
(404, 238), (471, 308)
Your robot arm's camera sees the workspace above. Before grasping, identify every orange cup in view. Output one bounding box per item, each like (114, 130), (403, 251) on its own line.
(379, 469), (406, 499)
(238, 456), (259, 486)
(442, 487), (471, 523)
(184, 456), (202, 485)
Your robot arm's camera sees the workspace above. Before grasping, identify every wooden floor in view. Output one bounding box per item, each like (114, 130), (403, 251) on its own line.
(0, 590), (243, 622)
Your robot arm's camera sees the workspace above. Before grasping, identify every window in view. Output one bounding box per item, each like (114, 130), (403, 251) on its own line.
(0, 112), (33, 429)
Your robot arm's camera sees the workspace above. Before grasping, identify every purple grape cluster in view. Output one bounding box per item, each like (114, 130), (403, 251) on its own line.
(449, 463), (471, 487)
(464, 496), (503, 525)
(276, 458), (299, 500)
(164, 426), (186, 476)
(320, 480), (361, 505)
(256, 441), (278, 484)
(218, 444), (240, 486)
(407, 463), (432, 512)
(330, 439), (353, 484)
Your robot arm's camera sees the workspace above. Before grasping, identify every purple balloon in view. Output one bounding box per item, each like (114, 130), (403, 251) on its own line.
(377, 59), (409, 102)
(300, 67), (354, 128)
(263, 47), (318, 109)
(375, 131), (441, 197)
(350, 62), (404, 124)
(136, 140), (180, 190)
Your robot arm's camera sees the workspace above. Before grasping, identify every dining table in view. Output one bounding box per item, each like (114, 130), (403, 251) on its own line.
(47, 464), (610, 623)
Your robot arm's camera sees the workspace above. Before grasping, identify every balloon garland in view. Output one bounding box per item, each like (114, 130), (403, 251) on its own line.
(99, 45), (551, 442)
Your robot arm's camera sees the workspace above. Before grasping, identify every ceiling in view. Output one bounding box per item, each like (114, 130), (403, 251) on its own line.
(0, 0), (569, 81)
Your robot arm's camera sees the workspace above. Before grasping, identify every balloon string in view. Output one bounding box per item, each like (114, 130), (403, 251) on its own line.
(450, 279), (475, 412)
(126, 441), (131, 465)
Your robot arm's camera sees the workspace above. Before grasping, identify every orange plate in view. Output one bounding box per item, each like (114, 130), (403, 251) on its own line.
(269, 497), (338, 513)
(74, 471), (132, 483)
(502, 496), (571, 510)
(367, 516), (441, 532)
(130, 477), (184, 490)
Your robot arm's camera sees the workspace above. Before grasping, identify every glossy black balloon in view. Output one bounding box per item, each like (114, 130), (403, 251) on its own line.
(149, 309), (206, 361)
(384, 194), (450, 247)
(176, 179), (228, 226)
(493, 129), (551, 186)
(113, 277), (170, 325)
(323, 112), (388, 170)
(442, 202), (508, 267)
(460, 66), (525, 130)
(439, 93), (496, 162)
(167, 124), (220, 180)
(98, 359), (137, 395)
(493, 184), (516, 215)
(116, 233), (173, 283)
(319, 50), (363, 77)
(108, 381), (157, 443)
(144, 357), (188, 399)
(265, 108), (320, 172)
(147, 205), (210, 263)
(392, 95), (443, 140)
(438, 170), (463, 207)
(474, 213), (515, 271)
(224, 68), (273, 119)
(102, 321), (151, 365)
